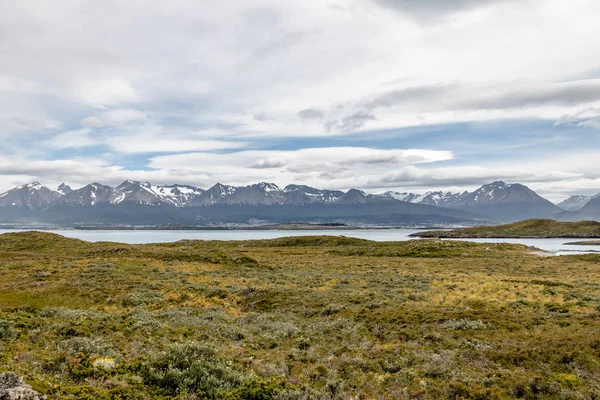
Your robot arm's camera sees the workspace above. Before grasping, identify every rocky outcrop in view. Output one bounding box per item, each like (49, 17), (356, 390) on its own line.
(0, 373), (46, 400)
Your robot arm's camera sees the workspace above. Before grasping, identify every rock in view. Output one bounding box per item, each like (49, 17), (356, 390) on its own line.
(0, 372), (46, 400)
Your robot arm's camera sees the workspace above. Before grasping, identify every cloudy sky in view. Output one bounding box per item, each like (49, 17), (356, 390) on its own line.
(1, 0), (600, 201)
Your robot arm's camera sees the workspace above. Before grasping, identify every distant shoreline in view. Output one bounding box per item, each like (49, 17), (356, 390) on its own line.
(0, 223), (447, 231)
(411, 219), (600, 239)
(564, 240), (600, 245)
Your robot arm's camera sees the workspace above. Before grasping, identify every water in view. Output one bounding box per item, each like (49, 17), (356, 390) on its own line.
(0, 228), (598, 255)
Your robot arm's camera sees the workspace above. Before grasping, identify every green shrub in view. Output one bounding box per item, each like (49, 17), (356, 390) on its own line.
(0, 319), (16, 340)
(140, 342), (246, 398)
(441, 318), (488, 330)
(224, 378), (295, 400)
(121, 291), (163, 306)
(61, 337), (115, 357)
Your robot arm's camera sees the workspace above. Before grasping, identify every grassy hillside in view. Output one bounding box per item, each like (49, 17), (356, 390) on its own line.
(413, 219), (600, 238)
(1, 231), (600, 398)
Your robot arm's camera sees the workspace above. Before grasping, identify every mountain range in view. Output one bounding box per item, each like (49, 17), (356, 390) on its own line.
(0, 180), (596, 227)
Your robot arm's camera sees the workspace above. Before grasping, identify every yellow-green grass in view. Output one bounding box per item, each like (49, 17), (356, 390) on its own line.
(0, 231), (600, 399)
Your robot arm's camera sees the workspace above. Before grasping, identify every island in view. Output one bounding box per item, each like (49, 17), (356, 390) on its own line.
(564, 240), (600, 245)
(410, 219), (600, 238)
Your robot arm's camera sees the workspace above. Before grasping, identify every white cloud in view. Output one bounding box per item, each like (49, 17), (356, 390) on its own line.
(44, 129), (101, 149)
(77, 78), (138, 108)
(110, 137), (246, 154)
(147, 147), (454, 188)
(579, 118), (600, 130)
(80, 116), (105, 128)
(1, 0), (600, 138)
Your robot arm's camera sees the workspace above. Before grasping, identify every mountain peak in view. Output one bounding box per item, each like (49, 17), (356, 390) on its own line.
(18, 181), (43, 190)
(0, 181), (61, 210)
(557, 194), (594, 211)
(57, 183), (73, 195)
(256, 182), (281, 192)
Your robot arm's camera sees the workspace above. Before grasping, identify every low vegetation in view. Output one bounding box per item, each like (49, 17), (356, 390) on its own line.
(1, 231), (600, 398)
(414, 219), (600, 238)
(564, 240), (600, 246)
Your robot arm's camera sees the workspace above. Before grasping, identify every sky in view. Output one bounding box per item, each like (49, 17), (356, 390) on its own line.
(1, 0), (600, 202)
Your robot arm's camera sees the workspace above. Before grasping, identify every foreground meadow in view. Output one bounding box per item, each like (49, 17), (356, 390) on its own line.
(1, 232), (600, 399)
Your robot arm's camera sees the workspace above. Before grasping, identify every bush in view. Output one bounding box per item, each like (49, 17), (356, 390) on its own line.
(0, 319), (16, 340)
(61, 337), (115, 357)
(140, 342), (246, 398)
(224, 378), (295, 400)
(121, 291), (163, 306)
(442, 318), (488, 330)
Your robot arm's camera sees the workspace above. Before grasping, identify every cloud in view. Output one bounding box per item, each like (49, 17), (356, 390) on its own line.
(253, 113), (274, 121)
(109, 137), (246, 154)
(146, 147), (453, 189)
(80, 116), (105, 128)
(77, 78), (138, 108)
(249, 158), (287, 169)
(371, 0), (510, 21)
(579, 118), (600, 129)
(554, 108), (600, 129)
(0, 116), (59, 132)
(325, 111), (377, 133)
(45, 129), (102, 149)
(379, 165), (578, 187)
(1, 0), (600, 200)
(46, 119), (248, 153)
(361, 80), (600, 114)
(297, 107), (325, 120)
(2, 0), (600, 141)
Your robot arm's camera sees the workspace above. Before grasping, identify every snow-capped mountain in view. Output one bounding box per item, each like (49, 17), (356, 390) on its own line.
(571, 195), (600, 218)
(61, 183), (125, 206)
(449, 181), (561, 220)
(0, 182), (62, 210)
(381, 191), (425, 203)
(154, 184), (205, 206)
(116, 181), (178, 206)
(380, 181), (563, 220)
(336, 189), (382, 204)
(419, 191), (467, 207)
(217, 183), (284, 205)
(284, 185), (344, 203)
(57, 183), (72, 195)
(186, 183), (236, 206)
(557, 194), (600, 211)
(0, 179), (574, 223)
(454, 181), (546, 206)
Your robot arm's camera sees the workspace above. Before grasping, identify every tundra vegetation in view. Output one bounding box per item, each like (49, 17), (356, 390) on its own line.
(0, 231), (600, 399)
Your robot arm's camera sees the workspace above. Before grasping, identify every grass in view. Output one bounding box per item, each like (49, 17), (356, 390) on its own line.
(413, 219), (600, 238)
(1, 231), (600, 398)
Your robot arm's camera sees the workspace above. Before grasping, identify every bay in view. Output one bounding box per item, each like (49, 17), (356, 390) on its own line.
(0, 228), (599, 255)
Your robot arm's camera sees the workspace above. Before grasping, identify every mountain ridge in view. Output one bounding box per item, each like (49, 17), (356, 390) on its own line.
(0, 180), (588, 226)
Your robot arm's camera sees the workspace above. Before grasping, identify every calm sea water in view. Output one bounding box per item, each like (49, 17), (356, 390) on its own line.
(0, 228), (598, 256)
